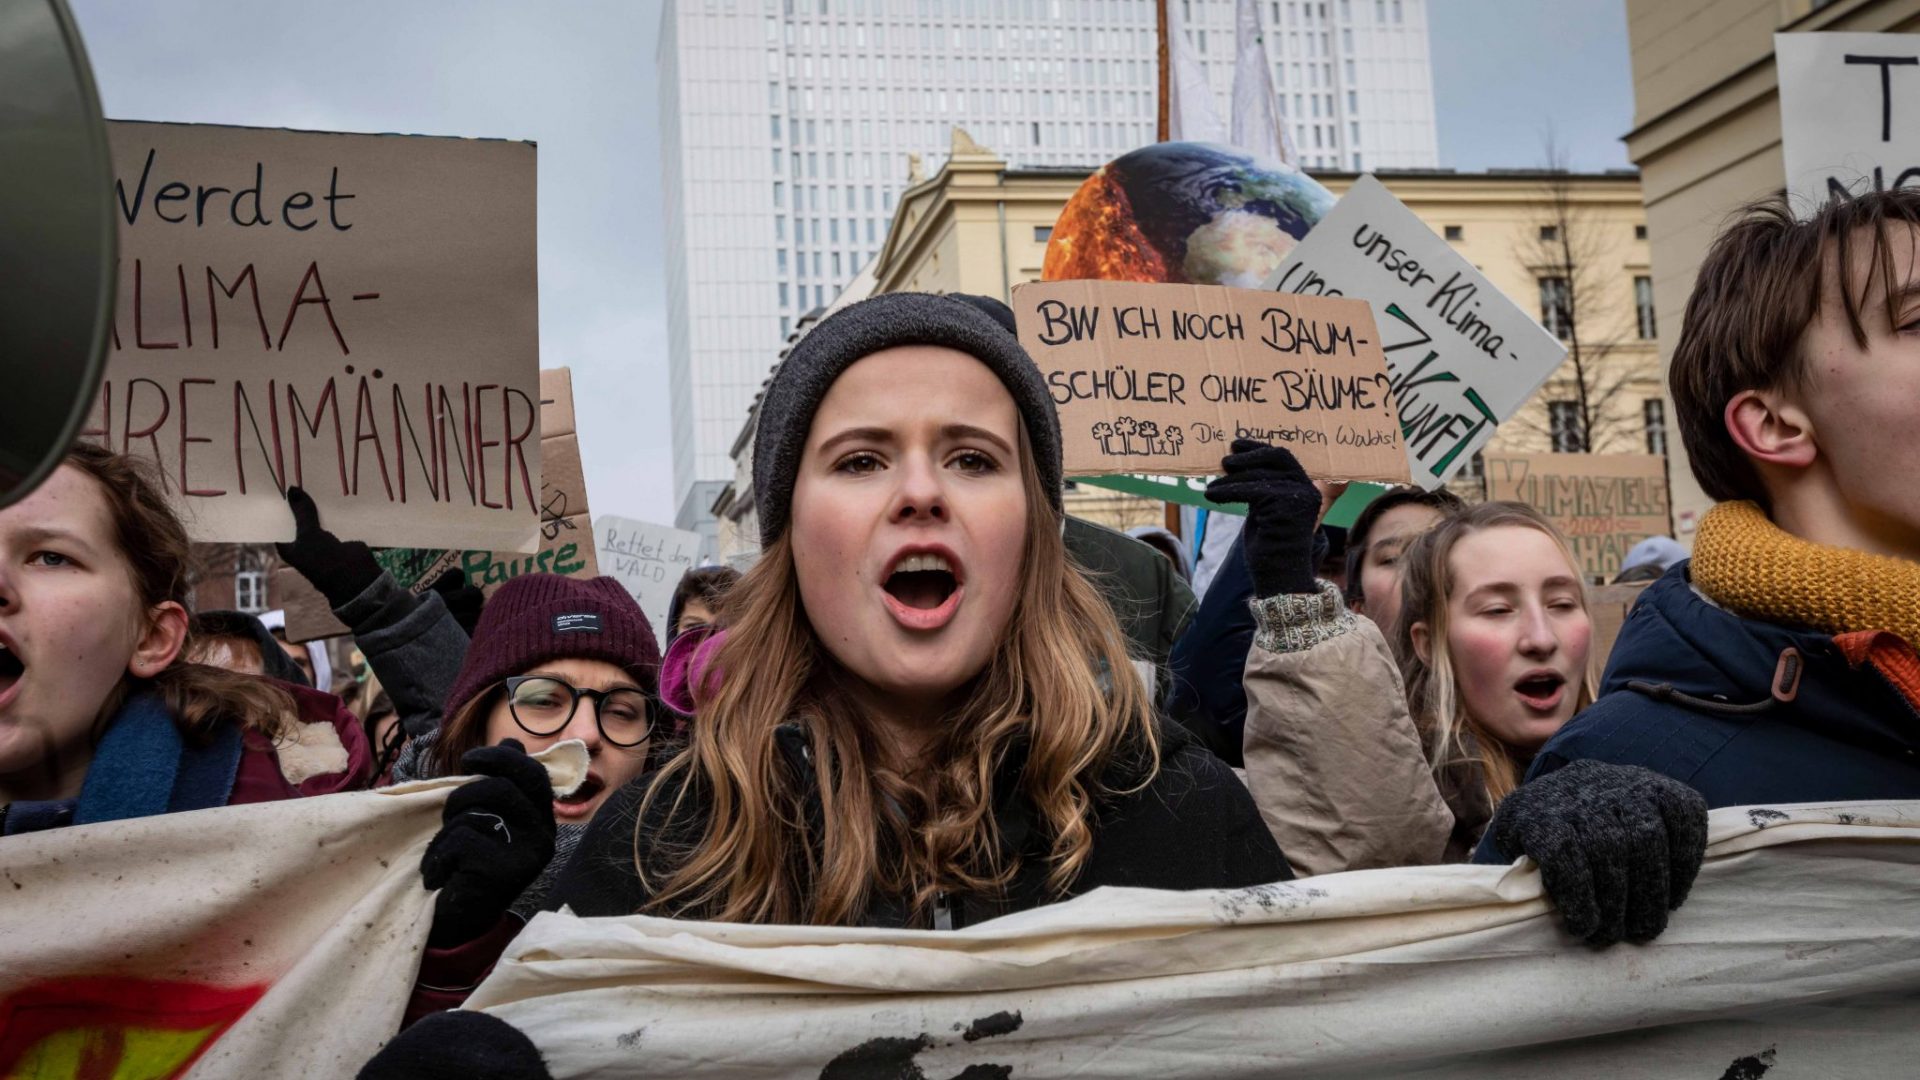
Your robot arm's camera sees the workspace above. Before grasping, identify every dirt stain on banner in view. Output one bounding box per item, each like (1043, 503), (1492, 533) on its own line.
(820, 1010), (1024, 1080)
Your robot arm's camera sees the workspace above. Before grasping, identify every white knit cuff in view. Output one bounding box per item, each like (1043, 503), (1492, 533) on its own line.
(1249, 580), (1358, 654)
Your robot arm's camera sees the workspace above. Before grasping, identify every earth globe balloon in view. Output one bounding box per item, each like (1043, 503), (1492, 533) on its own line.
(1042, 141), (1335, 288)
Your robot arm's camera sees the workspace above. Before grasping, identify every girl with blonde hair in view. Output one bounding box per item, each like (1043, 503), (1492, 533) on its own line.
(564, 293), (1288, 927)
(1392, 501), (1597, 854)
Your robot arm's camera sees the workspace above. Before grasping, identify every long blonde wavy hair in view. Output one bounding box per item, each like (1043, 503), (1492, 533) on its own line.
(635, 427), (1157, 925)
(1390, 501), (1591, 804)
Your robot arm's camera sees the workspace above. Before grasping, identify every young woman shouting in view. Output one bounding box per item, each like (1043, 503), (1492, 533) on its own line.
(0, 446), (367, 836)
(363, 293), (1292, 1075)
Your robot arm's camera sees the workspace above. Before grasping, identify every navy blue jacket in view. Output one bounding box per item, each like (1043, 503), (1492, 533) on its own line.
(1526, 562), (1920, 807)
(1166, 534), (1256, 766)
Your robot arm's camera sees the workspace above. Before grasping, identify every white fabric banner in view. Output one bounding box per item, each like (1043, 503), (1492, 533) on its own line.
(0, 744), (585, 1079)
(470, 802), (1920, 1078)
(0, 783), (449, 1078)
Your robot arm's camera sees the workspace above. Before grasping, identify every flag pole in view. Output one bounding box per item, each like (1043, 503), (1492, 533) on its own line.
(1156, 0), (1181, 536)
(1156, 0), (1171, 143)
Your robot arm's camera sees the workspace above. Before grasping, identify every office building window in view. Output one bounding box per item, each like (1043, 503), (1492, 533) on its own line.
(1644, 398), (1667, 456)
(1443, 224), (1463, 241)
(1034, 225), (1053, 242)
(1539, 277), (1572, 339)
(1635, 275), (1657, 339)
(1634, 223), (1648, 240)
(235, 570), (267, 614)
(1549, 401), (1586, 453)
(1539, 224), (1559, 242)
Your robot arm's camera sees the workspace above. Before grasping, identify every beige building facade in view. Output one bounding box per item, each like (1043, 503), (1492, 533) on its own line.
(869, 130), (1662, 524)
(1625, 0), (1920, 536)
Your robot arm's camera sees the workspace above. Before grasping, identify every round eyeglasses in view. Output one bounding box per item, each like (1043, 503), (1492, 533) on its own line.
(502, 675), (654, 747)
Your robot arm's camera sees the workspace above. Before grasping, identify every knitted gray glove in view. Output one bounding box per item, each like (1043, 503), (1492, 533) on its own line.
(1484, 760), (1708, 946)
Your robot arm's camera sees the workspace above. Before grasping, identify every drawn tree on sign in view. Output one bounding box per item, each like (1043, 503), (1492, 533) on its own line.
(1164, 425), (1186, 457)
(1113, 416), (1139, 455)
(1136, 420), (1160, 455)
(1090, 421), (1115, 455)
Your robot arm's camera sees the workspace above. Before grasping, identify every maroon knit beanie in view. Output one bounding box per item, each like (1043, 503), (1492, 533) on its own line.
(443, 574), (662, 717)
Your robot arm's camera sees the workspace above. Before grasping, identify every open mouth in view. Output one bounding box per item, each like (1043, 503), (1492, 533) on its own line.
(553, 772), (605, 817)
(884, 553), (960, 611)
(1514, 671), (1567, 711)
(0, 642), (23, 701)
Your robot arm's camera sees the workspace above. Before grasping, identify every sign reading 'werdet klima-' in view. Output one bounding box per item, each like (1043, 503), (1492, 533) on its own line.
(86, 121), (541, 553)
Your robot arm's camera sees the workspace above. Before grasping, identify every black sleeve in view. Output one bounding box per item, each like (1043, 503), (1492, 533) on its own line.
(1082, 729), (1294, 891)
(543, 773), (660, 918)
(1164, 535), (1257, 766)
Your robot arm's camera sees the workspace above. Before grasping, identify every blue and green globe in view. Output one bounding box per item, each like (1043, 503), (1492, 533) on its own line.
(1042, 141), (1336, 288)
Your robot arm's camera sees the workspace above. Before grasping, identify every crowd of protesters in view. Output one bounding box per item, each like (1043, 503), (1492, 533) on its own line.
(4, 189), (1920, 1077)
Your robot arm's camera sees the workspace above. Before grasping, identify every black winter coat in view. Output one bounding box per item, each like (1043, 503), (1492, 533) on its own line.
(548, 720), (1292, 927)
(1525, 563), (1920, 807)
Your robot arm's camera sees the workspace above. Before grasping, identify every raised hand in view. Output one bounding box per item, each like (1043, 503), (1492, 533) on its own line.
(275, 486), (384, 608)
(1204, 439), (1325, 597)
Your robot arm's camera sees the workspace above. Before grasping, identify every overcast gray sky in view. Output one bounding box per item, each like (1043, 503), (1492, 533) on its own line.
(70, 0), (1632, 524)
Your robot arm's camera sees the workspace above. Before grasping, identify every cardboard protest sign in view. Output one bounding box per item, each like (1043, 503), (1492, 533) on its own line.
(85, 120), (540, 552)
(465, 803), (1920, 1078)
(1778, 32), (1920, 210)
(278, 369), (597, 642)
(1484, 452), (1671, 582)
(1263, 175), (1568, 489)
(1583, 580), (1653, 695)
(595, 515), (703, 635)
(1012, 280), (1409, 484)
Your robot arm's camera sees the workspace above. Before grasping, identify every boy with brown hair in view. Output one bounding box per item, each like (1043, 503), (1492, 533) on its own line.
(1518, 189), (1920, 807)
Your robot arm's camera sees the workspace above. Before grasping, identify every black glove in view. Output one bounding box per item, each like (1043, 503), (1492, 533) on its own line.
(1203, 439), (1323, 597)
(276, 486), (384, 608)
(421, 739), (556, 948)
(358, 1010), (553, 1080)
(427, 568), (486, 637)
(1485, 760), (1709, 947)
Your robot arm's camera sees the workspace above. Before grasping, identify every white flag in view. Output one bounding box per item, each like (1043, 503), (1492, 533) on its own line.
(1166, 0), (1228, 144)
(1231, 0), (1297, 165)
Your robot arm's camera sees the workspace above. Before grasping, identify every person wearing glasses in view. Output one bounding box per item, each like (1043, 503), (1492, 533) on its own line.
(398, 573), (662, 1024)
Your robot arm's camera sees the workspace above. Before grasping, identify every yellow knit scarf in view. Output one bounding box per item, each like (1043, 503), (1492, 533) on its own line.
(1690, 500), (1920, 649)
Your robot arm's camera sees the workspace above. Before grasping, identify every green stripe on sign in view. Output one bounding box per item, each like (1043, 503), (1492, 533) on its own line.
(1072, 476), (1388, 529)
(1072, 474), (1242, 514)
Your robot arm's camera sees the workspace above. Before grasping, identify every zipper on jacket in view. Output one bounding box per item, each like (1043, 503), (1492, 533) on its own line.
(933, 890), (954, 931)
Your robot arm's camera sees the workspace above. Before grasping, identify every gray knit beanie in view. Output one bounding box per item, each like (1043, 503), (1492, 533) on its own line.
(753, 292), (1063, 546)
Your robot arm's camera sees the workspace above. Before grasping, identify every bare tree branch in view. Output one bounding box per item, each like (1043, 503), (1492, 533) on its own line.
(1513, 133), (1647, 455)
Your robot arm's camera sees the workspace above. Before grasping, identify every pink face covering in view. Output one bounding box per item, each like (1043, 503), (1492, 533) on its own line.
(659, 624), (727, 728)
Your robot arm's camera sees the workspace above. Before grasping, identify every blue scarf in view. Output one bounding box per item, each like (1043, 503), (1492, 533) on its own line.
(3, 692), (245, 833)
